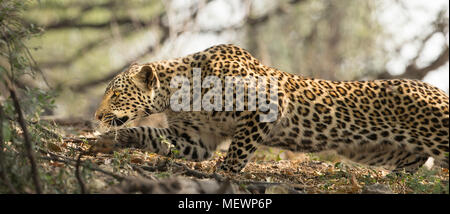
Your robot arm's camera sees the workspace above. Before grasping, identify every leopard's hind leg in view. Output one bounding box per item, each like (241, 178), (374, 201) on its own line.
(336, 145), (429, 173)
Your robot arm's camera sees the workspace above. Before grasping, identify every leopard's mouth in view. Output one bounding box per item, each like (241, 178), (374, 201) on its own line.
(110, 116), (129, 126)
(102, 114), (129, 127)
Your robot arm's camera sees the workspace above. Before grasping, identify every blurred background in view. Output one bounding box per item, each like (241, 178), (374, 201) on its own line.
(19, 0), (450, 119)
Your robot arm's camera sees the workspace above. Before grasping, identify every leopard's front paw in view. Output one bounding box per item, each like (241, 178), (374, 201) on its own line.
(218, 159), (244, 173)
(91, 130), (136, 153)
(90, 132), (120, 153)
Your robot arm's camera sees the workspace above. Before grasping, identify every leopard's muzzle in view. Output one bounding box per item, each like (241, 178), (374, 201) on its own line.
(99, 113), (129, 127)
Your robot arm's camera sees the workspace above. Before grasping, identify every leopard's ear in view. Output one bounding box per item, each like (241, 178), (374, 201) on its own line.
(131, 65), (160, 90)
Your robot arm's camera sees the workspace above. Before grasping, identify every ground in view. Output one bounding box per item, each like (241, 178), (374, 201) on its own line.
(37, 118), (449, 194)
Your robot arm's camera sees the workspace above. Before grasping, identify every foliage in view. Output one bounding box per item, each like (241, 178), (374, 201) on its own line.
(0, 0), (59, 193)
(389, 168), (449, 194)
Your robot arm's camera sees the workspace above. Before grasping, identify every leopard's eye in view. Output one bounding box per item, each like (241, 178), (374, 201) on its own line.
(112, 91), (120, 98)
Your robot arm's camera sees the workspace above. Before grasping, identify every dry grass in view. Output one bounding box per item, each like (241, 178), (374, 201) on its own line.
(32, 122), (449, 194)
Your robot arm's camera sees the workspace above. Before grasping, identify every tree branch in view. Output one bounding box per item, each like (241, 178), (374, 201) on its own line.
(378, 45), (449, 80)
(69, 13), (169, 92)
(377, 8), (449, 80)
(43, 18), (152, 30)
(69, 1), (306, 91)
(247, 0), (306, 26)
(7, 82), (42, 194)
(28, 1), (115, 30)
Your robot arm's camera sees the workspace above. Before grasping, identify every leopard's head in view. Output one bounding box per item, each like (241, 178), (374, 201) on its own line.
(94, 63), (166, 127)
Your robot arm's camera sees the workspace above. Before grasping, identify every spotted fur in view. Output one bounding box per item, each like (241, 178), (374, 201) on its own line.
(94, 44), (449, 173)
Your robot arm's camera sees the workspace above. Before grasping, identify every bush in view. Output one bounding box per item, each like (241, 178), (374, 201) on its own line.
(0, 0), (56, 194)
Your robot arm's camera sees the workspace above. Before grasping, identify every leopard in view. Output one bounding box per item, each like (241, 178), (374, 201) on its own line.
(93, 44), (449, 173)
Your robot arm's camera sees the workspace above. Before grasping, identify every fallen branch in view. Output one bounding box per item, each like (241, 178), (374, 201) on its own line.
(131, 165), (158, 181)
(103, 176), (237, 194)
(136, 163), (168, 172)
(243, 182), (304, 194)
(135, 161), (303, 194)
(175, 162), (225, 181)
(39, 149), (126, 181)
(75, 152), (87, 194)
(135, 160), (225, 181)
(63, 137), (97, 144)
